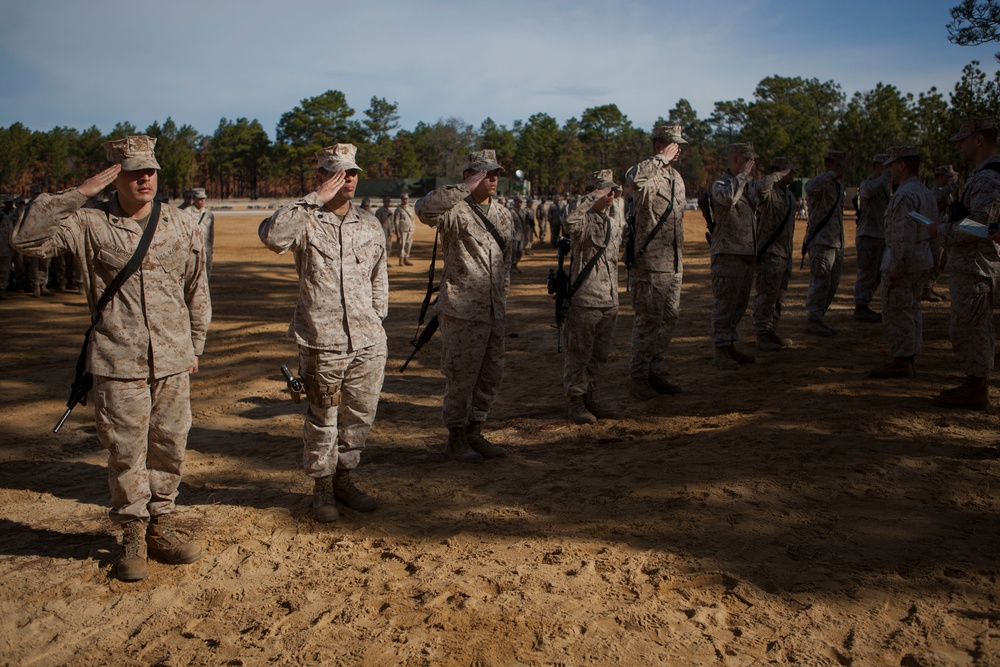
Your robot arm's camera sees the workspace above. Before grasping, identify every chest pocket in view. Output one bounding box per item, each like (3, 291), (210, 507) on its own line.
(156, 242), (187, 274)
(96, 246), (130, 271)
(312, 225), (342, 262)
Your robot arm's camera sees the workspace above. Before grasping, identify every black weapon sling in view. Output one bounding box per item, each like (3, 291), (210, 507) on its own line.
(635, 178), (676, 261)
(756, 191), (794, 261)
(66, 200), (162, 410)
(800, 185), (842, 268)
(566, 217), (613, 301)
(466, 198), (507, 255)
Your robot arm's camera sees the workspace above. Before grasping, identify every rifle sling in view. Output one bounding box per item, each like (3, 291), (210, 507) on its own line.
(802, 186), (842, 252)
(756, 191), (794, 261)
(70, 200), (162, 397)
(466, 198), (507, 255)
(636, 179), (676, 260)
(567, 218), (612, 300)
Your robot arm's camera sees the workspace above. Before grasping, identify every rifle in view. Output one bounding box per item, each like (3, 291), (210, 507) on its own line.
(280, 364), (304, 403)
(400, 314), (439, 372)
(54, 371), (93, 433)
(623, 195), (636, 291)
(546, 237), (572, 351)
(698, 192), (714, 244)
(399, 230), (440, 373)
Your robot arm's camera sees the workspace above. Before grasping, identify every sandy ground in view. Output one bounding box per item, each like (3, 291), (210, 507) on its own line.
(2, 205), (1000, 666)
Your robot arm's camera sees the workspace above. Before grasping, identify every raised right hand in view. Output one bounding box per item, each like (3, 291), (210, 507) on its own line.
(77, 165), (121, 198)
(315, 170), (346, 204)
(659, 143), (681, 164)
(463, 170), (487, 191)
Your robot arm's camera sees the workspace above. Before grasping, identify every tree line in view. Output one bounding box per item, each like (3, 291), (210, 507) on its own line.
(1, 60), (998, 200)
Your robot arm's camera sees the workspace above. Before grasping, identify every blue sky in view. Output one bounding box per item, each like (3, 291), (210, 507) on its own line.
(0, 0), (996, 139)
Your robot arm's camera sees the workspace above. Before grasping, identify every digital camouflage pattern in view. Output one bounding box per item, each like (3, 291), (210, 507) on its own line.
(752, 179), (796, 334)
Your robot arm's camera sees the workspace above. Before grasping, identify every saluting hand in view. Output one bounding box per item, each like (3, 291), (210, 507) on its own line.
(659, 143), (681, 164)
(463, 170), (487, 191)
(740, 159), (756, 177)
(315, 170), (347, 205)
(77, 165), (121, 198)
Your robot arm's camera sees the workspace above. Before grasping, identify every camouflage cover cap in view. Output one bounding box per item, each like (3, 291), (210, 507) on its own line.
(183, 189), (194, 198)
(316, 143), (363, 172)
(949, 117), (997, 142)
(823, 150), (847, 164)
(361, 196), (371, 205)
(103, 135), (161, 171)
(873, 153), (890, 163)
(461, 149), (504, 173)
(728, 142), (759, 159)
(652, 123), (688, 145)
(935, 164), (958, 176)
(191, 187), (208, 199)
(882, 146), (920, 165)
(770, 156), (795, 170)
(588, 168), (620, 190)
(400, 192), (409, 199)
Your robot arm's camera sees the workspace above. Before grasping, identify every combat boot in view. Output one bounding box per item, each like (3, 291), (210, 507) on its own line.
(117, 520), (148, 582)
(756, 333), (782, 352)
(466, 422), (506, 458)
(332, 469), (378, 512)
(713, 346), (739, 370)
(804, 319), (835, 337)
(403, 258), (414, 266)
(648, 373), (682, 395)
(312, 475), (340, 522)
(769, 331), (793, 347)
(568, 395), (597, 424)
(146, 515), (201, 564)
(921, 287), (944, 302)
(445, 427), (483, 463)
(934, 376), (990, 411)
(627, 378), (657, 401)
(583, 391), (617, 419)
(870, 356), (915, 379)
(853, 305), (881, 322)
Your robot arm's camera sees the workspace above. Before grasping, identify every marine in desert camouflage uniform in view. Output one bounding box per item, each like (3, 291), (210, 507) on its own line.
(803, 150), (848, 337)
(562, 170), (626, 424)
(375, 196), (394, 258)
(752, 157), (797, 352)
(853, 154), (891, 322)
(869, 146), (936, 379)
(709, 142), (761, 370)
(927, 118), (1000, 410)
(188, 187), (215, 279)
(626, 123), (687, 400)
(924, 164), (959, 302)
(393, 192), (415, 266)
(415, 149), (512, 463)
(259, 143), (388, 522)
(11, 135), (211, 582)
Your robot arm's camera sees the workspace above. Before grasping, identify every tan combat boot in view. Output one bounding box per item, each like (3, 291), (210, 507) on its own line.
(583, 391), (616, 419)
(332, 469), (378, 512)
(445, 427), (483, 463)
(313, 475), (340, 522)
(147, 515), (201, 564)
(756, 333), (782, 352)
(713, 346), (739, 370)
(568, 395), (597, 424)
(466, 422), (506, 458)
(648, 373), (682, 395)
(934, 376), (990, 411)
(628, 378), (657, 401)
(117, 520), (148, 582)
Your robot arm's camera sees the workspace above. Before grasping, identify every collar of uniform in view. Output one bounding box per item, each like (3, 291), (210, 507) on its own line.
(974, 154), (1000, 173)
(316, 201), (361, 225)
(106, 194), (147, 234)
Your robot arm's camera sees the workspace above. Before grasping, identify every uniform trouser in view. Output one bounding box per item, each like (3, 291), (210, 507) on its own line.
(511, 238), (523, 267)
(563, 305), (618, 397)
(854, 236), (885, 306)
(0, 255), (11, 291)
(524, 223), (535, 251)
(710, 254), (755, 347)
(49, 253), (75, 289)
(630, 266), (682, 379)
(881, 270), (929, 358)
(550, 220), (561, 244)
(382, 225), (394, 257)
(93, 372), (191, 524)
(806, 245), (843, 322)
(27, 257), (49, 288)
(536, 218), (548, 245)
(298, 342), (386, 478)
(949, 271), (999, 377)
(926, 237), (947, 290)
(399, 231), (413, 260)
(753, 253), (792, 335)
(439, 313), (505, 428)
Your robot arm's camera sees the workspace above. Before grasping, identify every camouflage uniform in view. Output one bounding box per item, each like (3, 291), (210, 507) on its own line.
(854, 171), (890, 308)
(804, 163), (846, 324)
(188, 193), (214, 280)
(562, 186), (626, 398)
(627, 150), (686, 380)
(939, 153), (1000, 377)
(375, 200), (394, 257)
(0, 208), (14, 295)
(535, 200), (550, 244)
(752, 171), (796, 337)
(927, 170), (958, 296)
(259, 193), (388, 479)
(510, 202), (525, 271)
(880, 174), (935, 358)
(11, 188), (211, 524)
(393, 199), (415, 265)
(710, 157), (758, 349)
(548, 196), (565, 244)
(415, 182), (513, 429)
